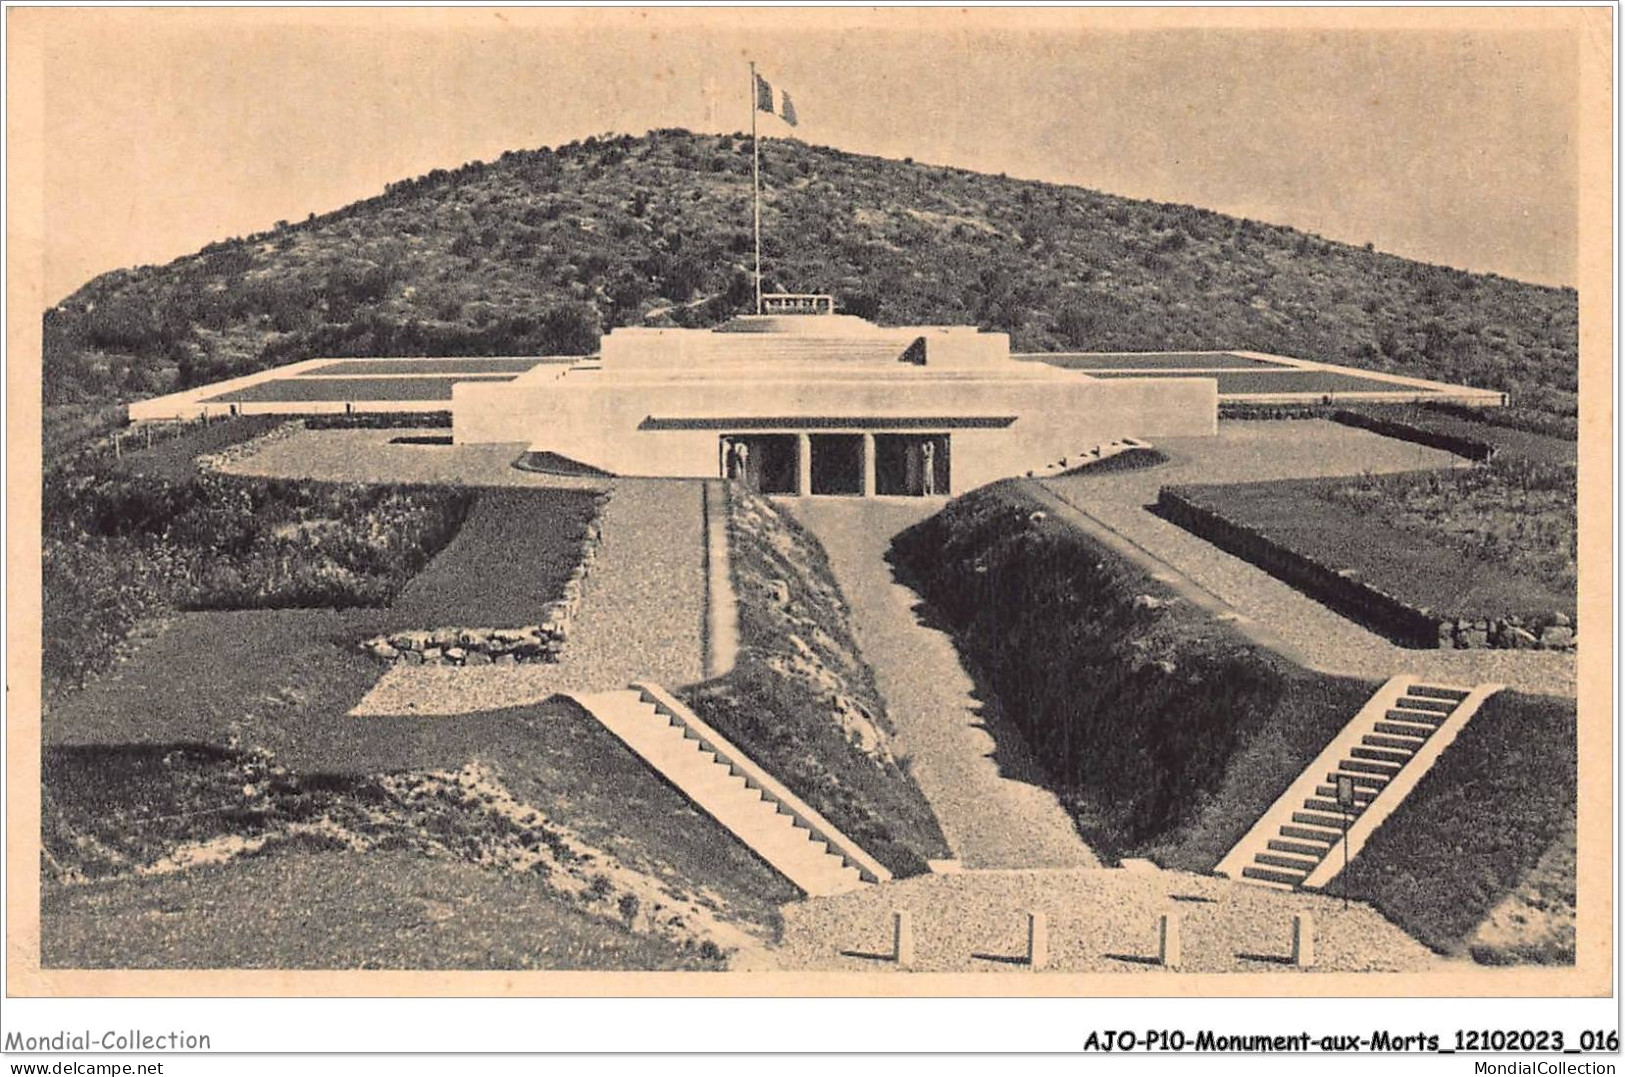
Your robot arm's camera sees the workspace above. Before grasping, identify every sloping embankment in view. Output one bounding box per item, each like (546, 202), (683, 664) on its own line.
(678, 489), (950, 878)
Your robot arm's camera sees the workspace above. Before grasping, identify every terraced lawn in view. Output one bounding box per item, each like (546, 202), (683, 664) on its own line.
(203, 375), (515, 403)
(1020, 351), (1293, 371)
(1089, 370), (1434, 394)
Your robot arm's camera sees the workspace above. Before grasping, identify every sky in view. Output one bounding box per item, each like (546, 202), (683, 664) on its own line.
(20, 8), (1585, 304)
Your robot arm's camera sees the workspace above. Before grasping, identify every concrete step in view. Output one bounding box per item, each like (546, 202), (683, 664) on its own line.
(1255, 851), (1320, 872)
(1280, 824), (1340, 844)
(1292, 810), (1350, 829)
(1301, 798), (1360, 816)
(1326, 770), (1388, 789)
(1243, 865), (1308, 887)
(1386, 706), (1447, 725)
(1269, 838), (1333, 858)
(1406, 684), (1472, 703)
(1314, 785), (1375, 805)
(1350, 745), (1414, 765)
(1339, 759), (1402, 776)
(1363, 733), (1425, 751)
(1394, 696), (1454, 714)
(1373, 720), (1437, 738)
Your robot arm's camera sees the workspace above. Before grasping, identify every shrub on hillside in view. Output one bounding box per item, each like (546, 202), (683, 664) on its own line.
(45, 131), (1577, 436)
(42, 443), (474, 694)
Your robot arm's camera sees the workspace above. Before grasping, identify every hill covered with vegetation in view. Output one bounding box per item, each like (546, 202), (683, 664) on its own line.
(44, 128), (1578, 435)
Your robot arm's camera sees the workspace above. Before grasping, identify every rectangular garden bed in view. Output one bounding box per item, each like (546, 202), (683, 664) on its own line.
(1158, 478), (1574, 648)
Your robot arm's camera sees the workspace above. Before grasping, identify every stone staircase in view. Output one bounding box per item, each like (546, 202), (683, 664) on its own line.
(1216, 676), (1503, 891)
(569, 682), (891, 897)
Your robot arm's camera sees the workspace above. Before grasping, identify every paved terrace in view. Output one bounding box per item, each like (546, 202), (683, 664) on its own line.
(774, 867), (1439, 973)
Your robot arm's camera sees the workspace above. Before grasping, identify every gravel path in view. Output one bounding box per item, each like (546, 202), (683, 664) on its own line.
(774, 868), (1440, 973)
(219, 427), (610, 490)
(787, 499), (1100, 870)
(354, 481), (708, 716)
(1043, 421), (1575, 698)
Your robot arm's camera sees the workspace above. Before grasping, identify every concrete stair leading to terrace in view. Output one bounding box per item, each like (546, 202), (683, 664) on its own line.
(1216, 676), (1503, 891)
(569, 683), (891, 897)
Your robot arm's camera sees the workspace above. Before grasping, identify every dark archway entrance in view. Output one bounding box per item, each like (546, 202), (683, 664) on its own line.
(722, 434), (798, 494)
(875, 434), (949, 496)
(809, 434), (864, 496)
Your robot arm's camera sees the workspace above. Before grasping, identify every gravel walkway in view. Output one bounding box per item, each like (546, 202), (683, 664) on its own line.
(354, 480), (707, 716)
(219, 427), (610, 490)
(1043, 421), (1575, 698)
(787, 499), (1100, 870)
(774, 867), (1439, 973)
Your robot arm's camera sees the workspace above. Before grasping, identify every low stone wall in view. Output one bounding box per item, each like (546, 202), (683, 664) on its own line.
(359, 515), (603, 666)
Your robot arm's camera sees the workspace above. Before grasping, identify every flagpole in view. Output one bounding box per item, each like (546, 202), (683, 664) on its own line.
(750, 60), (763, 315)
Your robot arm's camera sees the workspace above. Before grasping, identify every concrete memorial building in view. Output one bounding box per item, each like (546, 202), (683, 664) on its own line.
(452, 294), (1217, 496)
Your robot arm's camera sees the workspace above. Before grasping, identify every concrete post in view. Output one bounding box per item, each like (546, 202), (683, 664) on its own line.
(1292, 913), (1315, 968)
(1158, 913), (1181, 969)
(1027, 912), (1048, 971)
(861, 433), (876, 497)
(796, 433), (812, 496)
(892, 910), (914, 968)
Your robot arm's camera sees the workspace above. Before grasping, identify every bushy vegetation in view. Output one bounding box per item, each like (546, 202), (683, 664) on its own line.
(44, 130), (1576, 436)
(892, 479), (1372, 854)
(680, 490), (950, 877)
(1163, 454), (1575, 638)
(1322, 457), (1577, 601)
(1342, 690), (1576, 961)
(42, 423), (473, 694)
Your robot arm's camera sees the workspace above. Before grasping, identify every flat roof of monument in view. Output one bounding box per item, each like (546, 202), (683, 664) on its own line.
(128, 341), (1506, 422)
(1013, 349), (1507, 406)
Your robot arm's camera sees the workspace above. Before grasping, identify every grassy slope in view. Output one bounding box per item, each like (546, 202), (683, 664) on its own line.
(680, 490), (950, 877)
(46, 130), (1576, 434)
(43, 850), (717, 971)
(43, 612), (796, 966)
